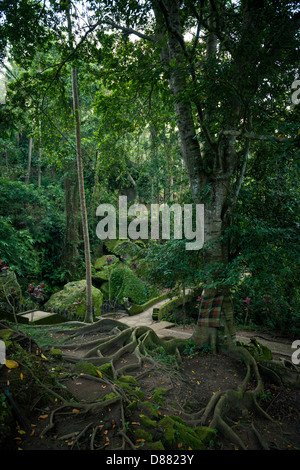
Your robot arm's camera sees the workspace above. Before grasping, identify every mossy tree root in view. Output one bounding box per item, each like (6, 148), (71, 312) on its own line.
(196, 343), (275, 449)
(45, 321), (297, 450)
(60, 325), (186, 380)
(38, 371), (136, 450)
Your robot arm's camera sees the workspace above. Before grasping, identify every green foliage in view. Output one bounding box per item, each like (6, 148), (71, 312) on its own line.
(183, 339), (199, 357)
(0, 178), (66, 286)
(230, 140), (300, 332)
(0, 216), (39, 278)
(0, 0), (298, 339)
(71, 361), (100, 378)
(110, 265), (156, 305)
(144, 238), (200, 290)
(45, 280), (103, 318)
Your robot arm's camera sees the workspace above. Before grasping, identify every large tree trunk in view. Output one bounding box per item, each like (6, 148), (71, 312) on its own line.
(192, 175), (236, 350)
(154, 0), (237, 349)
(153, 1), (204, 203)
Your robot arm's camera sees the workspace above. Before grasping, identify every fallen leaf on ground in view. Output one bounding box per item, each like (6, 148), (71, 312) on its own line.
(5, 359), (19, 369)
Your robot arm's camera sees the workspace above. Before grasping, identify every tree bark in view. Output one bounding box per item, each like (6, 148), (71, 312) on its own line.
(37, 120), (42, 186)
(63, 165), (80, 280)
(25, 135), (33, 184)
(153, 0), (238, 349)
(153, 0), (204, 203)
(67, 7), (93, 323)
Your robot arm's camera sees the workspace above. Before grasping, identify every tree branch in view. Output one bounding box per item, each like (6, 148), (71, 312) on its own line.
(103, 17), (154, 42)
(221, 129), (292, 143)
(155, 0), (189, 57)
(233, 138), (250, 205)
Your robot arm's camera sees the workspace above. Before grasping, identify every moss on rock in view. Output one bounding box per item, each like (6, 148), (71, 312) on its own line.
(44, 280), (103, 318)
(92, 270), (109, 284)
(110, 266), (152, 305)
(194, 426), (216, 445)
(94, 255), (118, 270)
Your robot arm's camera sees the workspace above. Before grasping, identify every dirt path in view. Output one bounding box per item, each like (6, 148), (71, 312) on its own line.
(105, 299), (296, 361)
(23, 293), (296, 360)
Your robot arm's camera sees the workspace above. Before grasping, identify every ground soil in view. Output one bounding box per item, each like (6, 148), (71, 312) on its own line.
(1, 321), (299, 452)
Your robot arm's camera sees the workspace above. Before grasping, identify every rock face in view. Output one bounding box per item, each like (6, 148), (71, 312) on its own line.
(45, 280), (103, 318)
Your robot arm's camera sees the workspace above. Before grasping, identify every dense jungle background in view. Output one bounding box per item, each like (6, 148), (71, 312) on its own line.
(0, 0), (299, 452)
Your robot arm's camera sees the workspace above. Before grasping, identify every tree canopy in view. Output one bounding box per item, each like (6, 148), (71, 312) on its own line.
(0, 0), (299, 329)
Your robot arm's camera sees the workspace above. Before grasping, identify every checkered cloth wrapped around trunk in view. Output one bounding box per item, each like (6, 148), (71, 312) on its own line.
(197, 294), (224, 327)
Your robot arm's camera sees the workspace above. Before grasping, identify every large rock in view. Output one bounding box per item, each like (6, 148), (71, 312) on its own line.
(94, 255), (118, 270)
(45, 280), (103, 318)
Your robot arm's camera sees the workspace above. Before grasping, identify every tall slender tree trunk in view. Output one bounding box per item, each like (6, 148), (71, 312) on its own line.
(37, 58), (42, 187)
(67, 7), (93, 323)
(37, 120), (42, 186)
(71, 66), (93, 323)
(25, 135), (33, 184)
(4, 144), (9, 170)
(63, 165), (80, 280)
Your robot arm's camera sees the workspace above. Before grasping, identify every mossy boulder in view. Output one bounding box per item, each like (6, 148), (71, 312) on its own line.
(44, 280), (103, 318)
(92, 270), (109, 285)
(110, 266), (152, 305)
(112, 240), (142, 259)
(100, 282), (110, 300)
(94, 255), (118, 270)
(104, 239), (128, 254)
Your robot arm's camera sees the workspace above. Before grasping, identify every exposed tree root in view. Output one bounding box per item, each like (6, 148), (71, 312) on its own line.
(59, 320), (187, 380)
(43, 319), (299, 449)
(4, 318), (299, 450)
(180, 342), (278, 449)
